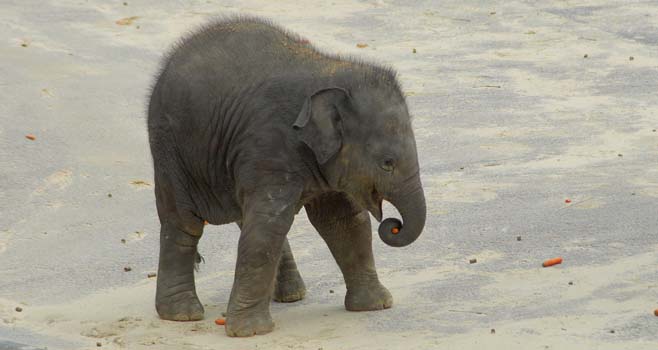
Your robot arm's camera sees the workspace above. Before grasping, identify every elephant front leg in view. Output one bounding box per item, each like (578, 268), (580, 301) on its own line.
(235, 222), (305, 304)
(225, 190), (299, 337)
(273, 239), (306, 302)
(156, 220), (205, 321)
(306, 193), (393, 311)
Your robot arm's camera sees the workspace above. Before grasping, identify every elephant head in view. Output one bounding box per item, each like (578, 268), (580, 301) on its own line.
(293, 83), (426, 247)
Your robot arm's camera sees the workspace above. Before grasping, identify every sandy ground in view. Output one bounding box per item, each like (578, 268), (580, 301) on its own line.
(1, 0), (658, 349)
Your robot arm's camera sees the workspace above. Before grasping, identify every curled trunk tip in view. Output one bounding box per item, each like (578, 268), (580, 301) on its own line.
(377, 185), (426, 247)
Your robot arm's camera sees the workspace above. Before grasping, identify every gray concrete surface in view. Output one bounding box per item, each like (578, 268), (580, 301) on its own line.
(1, 0), (657, 349)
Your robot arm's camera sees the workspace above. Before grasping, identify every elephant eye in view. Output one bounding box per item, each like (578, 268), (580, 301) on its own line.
(380, 158), (395, 172)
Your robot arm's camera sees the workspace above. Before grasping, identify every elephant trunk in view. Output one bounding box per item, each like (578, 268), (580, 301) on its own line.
(377, 179), (426, 247)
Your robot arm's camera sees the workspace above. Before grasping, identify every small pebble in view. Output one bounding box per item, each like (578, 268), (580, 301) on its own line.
(147, 273), (156, 278)
(469, 258), (477, 264)
(490, 328), (496, 334)
(652, 129), (656, 132)
(15, 306), (23, 312)
(629, 56), (634, 61)
(583, 54), (588, 58)
(96, 342), (102, 347)
(490, 11), (496, 15)
(568, 281), (573, 285)
(516, 236), (522, 241)
(609, 329), (615, 334)
(107, 193), (112, 198)
(124, 267), (132, 272)
(123, 1), (128, 5)
(412, 48), (417, 54)
(222, 311), (227, 317)
(120, 239), (126, 243)
(617, 153), (623, 157)
(329, 289), (334, 294)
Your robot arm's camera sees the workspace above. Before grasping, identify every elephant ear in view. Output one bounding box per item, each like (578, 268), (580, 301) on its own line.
(293, 87), (351, 164)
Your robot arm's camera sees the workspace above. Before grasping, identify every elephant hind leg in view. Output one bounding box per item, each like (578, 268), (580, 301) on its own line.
(305, 192), (392, 311)
(154, 172), (205, 321)
(273, 239), (306, 302)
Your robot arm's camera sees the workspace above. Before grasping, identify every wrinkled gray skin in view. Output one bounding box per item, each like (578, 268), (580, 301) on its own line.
(147, 17), (426, 337)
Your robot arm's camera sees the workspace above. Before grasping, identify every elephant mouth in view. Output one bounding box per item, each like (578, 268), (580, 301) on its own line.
(365, 187), (384, 222)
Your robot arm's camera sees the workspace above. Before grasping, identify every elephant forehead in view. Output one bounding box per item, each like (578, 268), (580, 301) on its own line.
(379, 113), (412, 134)
(352, 87), (406, 114)
(378, 103), (408, 120)
(358, 103), (409, 131)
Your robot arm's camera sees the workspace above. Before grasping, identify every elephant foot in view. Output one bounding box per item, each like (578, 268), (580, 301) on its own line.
(156, 290), (204, 321)
(225, 310), (275, 337)
(345, 282), (393, 311)
(273, 270), (306, 303)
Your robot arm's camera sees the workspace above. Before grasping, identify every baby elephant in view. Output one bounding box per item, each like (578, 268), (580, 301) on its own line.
(147, 16), (426, 337)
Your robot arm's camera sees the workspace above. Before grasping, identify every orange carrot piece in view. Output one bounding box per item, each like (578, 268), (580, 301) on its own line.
(215, 318), (226, 326)
(654, 309), (658, 317)
(542, 257), (563, 267)
(25, 134), (36, 141)
(203, 220), (209, 225)
(391, 227), (400, 234)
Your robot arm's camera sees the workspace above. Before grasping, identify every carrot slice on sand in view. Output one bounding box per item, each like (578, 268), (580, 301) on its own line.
(542, 257), (563, 267)
(25, 134), (36, 141)
(215, 318), (226, 326)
